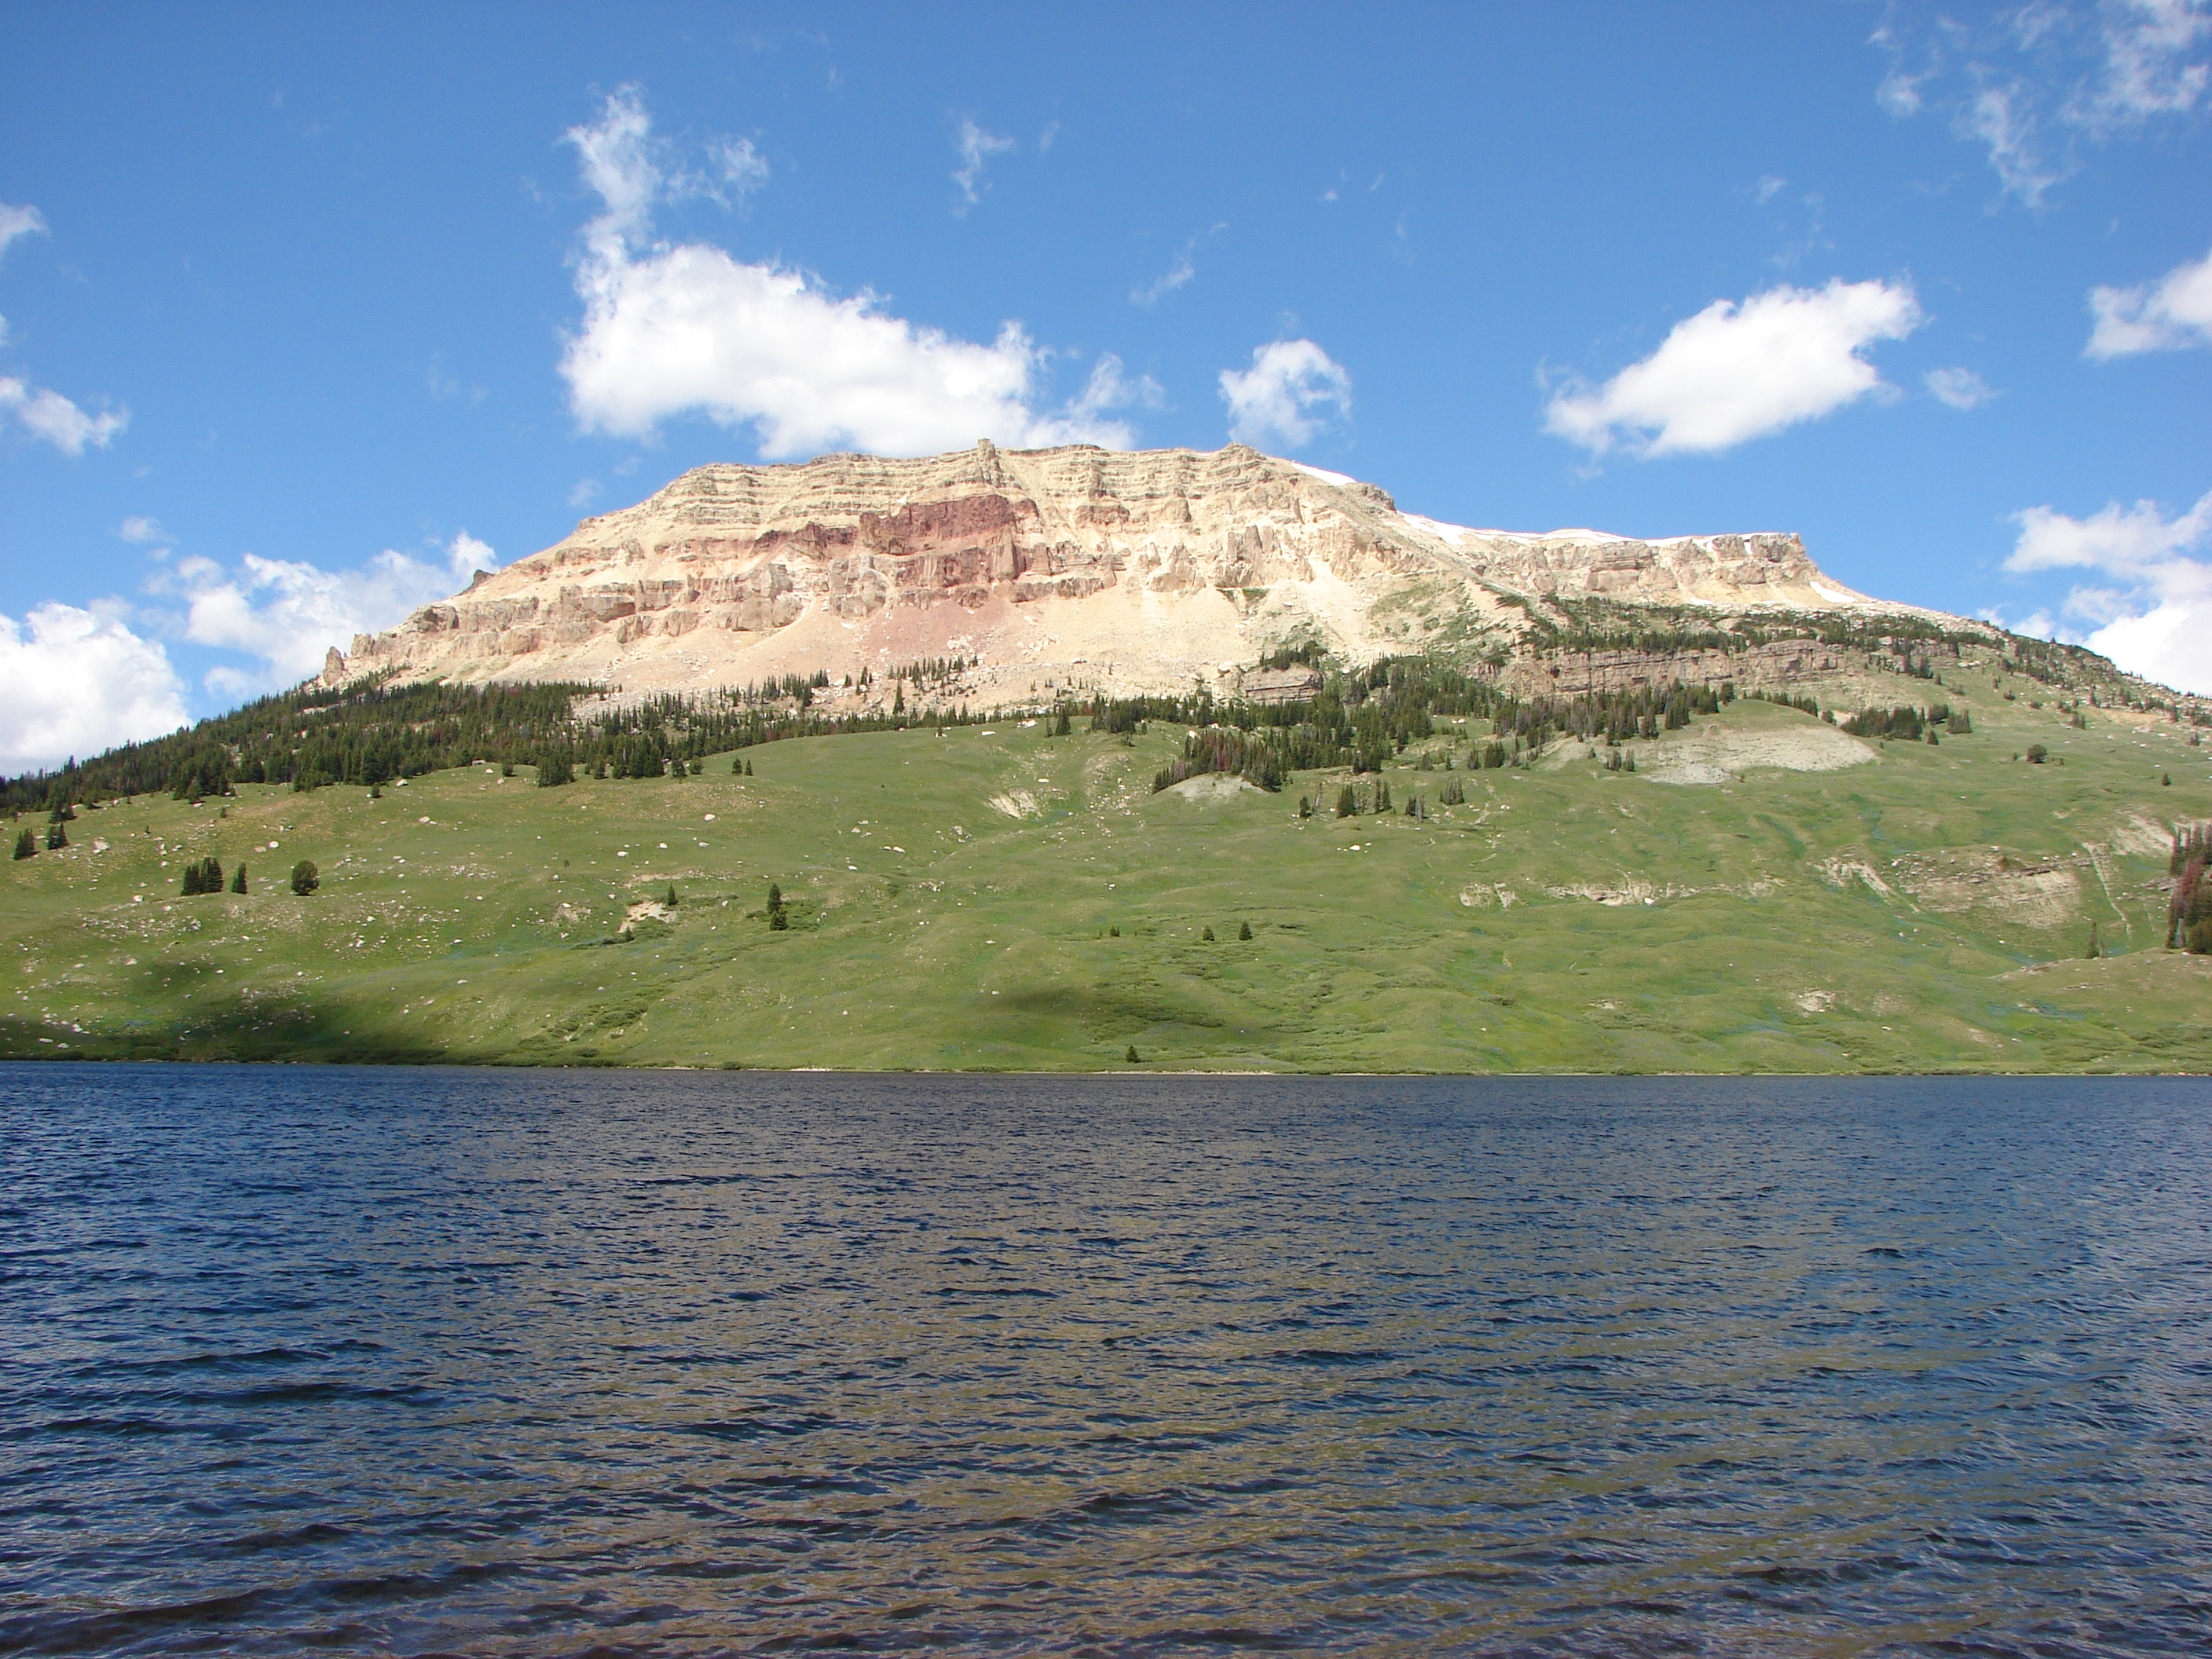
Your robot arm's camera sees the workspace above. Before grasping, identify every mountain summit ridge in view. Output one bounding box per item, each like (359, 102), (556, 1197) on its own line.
(333, 440), (1967, 700)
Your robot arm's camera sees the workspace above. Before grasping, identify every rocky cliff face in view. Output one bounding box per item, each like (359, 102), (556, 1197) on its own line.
(335, 441), (1956, 699)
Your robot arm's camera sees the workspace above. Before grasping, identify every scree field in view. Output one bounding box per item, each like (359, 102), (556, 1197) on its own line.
(2, 683), (2207, 1073)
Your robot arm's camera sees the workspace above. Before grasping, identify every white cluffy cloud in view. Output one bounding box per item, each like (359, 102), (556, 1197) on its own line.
(2008, 489), (2212, 693)
(167, 532), (499, 700)
(1544, 279), (1922, 458)
(2086, 244), (2212, 357)
(1873, 2), (2211, 206)
(1219, 339), (1352, 449)
(558, 90), (1142, 456)
(0, 602), (189, 775)
(1, 199), (130, 456)
(1, 377), (128, 454)
(1925, 366), (1997, 409)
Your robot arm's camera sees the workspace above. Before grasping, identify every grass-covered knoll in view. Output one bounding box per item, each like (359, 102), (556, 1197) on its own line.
(2, 668), (2207, 1073)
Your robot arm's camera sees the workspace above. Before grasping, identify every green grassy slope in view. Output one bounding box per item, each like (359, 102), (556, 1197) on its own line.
(3, 679), (2207, 1072)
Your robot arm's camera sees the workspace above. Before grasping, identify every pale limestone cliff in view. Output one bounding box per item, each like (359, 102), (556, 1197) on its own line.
(334, 441), (1956, 701)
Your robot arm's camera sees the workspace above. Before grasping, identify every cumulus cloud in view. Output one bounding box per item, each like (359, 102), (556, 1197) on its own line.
(165, 533), (498, 698)
(2006, 488), (2212, 693)
(558, 90), (1142, 456)
(951, 118), (1016, 210)
(117, 515), (167, 544)
(1218, 339), (1352, 450)
(1544, 279), (1922, 458)
(0, 602), (189, 775)
(2086, 244), (2212, 356)
(1925, 366), (1998, 408)
(0, 375), (128, 455)
(1873, 2), (2211, 205)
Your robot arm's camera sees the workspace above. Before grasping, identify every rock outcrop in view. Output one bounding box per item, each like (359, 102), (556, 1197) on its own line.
(334, 441), (1958, 700)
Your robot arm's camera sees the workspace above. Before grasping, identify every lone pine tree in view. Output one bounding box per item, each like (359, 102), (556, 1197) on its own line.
(12, 828), (33, 860)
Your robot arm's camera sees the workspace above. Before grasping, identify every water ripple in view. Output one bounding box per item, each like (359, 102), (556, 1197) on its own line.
(2, 1066), (2209, 1655)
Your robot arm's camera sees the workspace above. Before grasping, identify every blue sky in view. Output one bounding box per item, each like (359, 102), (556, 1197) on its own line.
(2, 2), (2207, 771)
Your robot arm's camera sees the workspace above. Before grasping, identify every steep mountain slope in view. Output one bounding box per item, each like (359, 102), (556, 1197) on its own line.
(334, 441), (1958, 702)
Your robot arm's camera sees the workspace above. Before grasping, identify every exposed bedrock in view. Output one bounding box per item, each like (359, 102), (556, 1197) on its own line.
(338, 440), (1964, 697)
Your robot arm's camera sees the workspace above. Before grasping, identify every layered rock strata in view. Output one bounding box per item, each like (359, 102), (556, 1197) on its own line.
(335, 441), (1959, 700)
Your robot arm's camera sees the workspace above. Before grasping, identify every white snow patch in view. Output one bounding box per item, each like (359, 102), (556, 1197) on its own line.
(1810, 581), (1859, 605)
(1287, 461), (1357, 488)
(1397, 512), (1477, 544)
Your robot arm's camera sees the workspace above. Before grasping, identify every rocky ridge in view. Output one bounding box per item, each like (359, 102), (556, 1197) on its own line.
(333, 441), (1968, 701)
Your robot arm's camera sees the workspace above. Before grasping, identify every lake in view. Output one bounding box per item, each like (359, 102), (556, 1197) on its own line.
(3, 1066), (2209, 1656)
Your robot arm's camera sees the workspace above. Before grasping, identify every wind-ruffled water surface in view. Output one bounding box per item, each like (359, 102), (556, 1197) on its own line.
(3, 1066), (2209, 1656)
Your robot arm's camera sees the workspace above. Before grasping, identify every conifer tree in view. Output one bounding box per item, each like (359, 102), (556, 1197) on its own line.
(45, 820), (66, 850)
(1201, 925), (1214, 942)
(12, 829), (34, 860)
(1125, 1044), (1139, 1063)
(1238, 921), (1253, 940)
(1335, 786), (1357, 817)
(290, 859), (319, 895)
(231, 862), (247, 894)
(767, 882), (789, 930)
(1375, 780), (1393, 813)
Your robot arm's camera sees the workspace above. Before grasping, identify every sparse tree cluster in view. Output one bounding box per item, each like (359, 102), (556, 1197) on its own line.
(1843, 703), (1957, 742)
(2170, 825), (2211, 954)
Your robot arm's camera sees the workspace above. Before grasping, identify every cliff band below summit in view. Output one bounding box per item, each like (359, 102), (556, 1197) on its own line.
(333, 441), (1942, 700)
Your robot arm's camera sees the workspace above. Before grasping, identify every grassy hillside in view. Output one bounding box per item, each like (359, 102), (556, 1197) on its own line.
(2, 673), (2207, 1073)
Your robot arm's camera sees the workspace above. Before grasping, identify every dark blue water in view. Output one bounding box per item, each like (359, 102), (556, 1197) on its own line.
(3, 1068), (2210, 1657)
